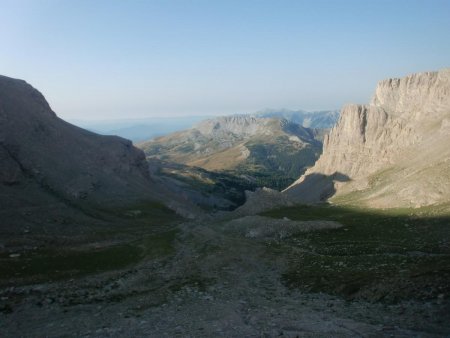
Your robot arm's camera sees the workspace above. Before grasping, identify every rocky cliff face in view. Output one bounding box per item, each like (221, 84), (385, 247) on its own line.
(284, 69), (450, 208)
(0, 75), (155, 206)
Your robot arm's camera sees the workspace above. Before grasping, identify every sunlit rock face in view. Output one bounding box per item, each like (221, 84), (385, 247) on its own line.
(285, 69), (450, 208)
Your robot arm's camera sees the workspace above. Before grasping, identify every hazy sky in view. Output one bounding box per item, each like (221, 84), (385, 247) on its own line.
(1, 0), (449, 120)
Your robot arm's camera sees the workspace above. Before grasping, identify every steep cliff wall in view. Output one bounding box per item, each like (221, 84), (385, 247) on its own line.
(284, 69), (450, 208)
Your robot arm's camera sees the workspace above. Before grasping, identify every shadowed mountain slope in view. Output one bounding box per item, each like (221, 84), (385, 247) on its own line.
(0, 75), (157, 207)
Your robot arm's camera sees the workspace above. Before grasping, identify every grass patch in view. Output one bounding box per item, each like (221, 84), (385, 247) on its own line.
(0, 244), (142, 285)
(261, 204), (450, 302)
(0, 228), (179, 287)
(93, 201), (183, 225)
(140, 229), (179, 258)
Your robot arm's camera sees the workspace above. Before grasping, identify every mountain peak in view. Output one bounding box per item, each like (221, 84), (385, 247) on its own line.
(0, 75), (155, 205)
(284, 68), (450, 208)
(0, 75), (56, 120)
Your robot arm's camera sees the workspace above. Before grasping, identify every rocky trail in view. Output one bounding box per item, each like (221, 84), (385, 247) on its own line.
(1, 215), (448, 337)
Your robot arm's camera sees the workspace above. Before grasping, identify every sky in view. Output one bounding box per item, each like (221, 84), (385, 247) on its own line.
(1, 0), (449, 120)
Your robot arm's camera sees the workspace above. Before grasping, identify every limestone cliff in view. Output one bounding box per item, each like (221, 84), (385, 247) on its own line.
(284, 69), (450, 208)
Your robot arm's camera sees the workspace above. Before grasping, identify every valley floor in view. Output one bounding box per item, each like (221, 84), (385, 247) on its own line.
(1, 204), (449, 337)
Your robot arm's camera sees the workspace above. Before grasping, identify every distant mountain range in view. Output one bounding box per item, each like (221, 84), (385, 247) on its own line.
(69, 116), (211, 142)
(255, 109), (340, 129)
(70, 110), (340, 142)
(138, 115), (325, 190)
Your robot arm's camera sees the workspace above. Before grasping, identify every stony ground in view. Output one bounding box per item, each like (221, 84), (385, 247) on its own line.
(1, 209), (449, 337)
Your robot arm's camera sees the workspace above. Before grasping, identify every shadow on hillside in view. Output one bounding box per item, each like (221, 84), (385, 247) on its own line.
(261, 203), (450, 302)
(284, 171), (350, 203)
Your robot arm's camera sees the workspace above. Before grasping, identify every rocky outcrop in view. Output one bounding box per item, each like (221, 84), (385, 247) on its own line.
(0, 75), (155, 205)
(230, 187), (293, 217)
(371, 70), (450, 113)
(284, 69), (450, 208)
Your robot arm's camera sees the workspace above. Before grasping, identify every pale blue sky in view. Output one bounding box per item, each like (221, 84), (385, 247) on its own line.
(1, 0), (449, 119)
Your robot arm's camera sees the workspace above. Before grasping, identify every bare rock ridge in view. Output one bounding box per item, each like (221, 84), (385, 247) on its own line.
(140, 115), (320, 166)
(0, 75), (156, 206)
(284, 68), (450, 208)
(255, 109), (340, 129)
(195, 115), (276, 137)
(193, 114), (318, 142)
(139, 114), (323, 192)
